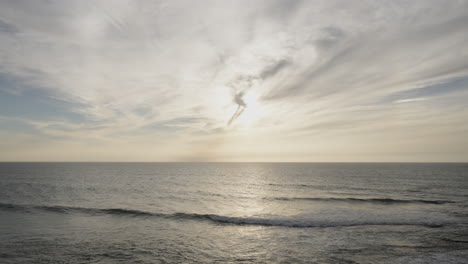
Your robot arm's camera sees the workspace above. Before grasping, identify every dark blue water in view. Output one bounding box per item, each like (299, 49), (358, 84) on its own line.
(1, 163), (467, 263)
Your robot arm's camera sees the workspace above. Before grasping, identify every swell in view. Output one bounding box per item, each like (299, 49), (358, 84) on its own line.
(0, 203), (161, 217)
(271, 197), (453, 204)
(0, 203), (444, 228)
(172, 213), (444, 228)
(173, 191), (452, 205)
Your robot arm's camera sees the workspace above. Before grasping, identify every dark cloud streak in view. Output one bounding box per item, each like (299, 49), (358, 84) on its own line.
(227, 92), (246, 126)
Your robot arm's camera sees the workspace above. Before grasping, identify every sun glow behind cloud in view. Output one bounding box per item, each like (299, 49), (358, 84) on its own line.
(0, 0), (467, 161)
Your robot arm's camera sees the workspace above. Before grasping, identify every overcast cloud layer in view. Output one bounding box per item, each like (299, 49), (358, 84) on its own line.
(1, 0), (467, 161)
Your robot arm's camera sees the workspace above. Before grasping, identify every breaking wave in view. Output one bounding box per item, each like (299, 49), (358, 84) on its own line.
(0, 203), (444, 228)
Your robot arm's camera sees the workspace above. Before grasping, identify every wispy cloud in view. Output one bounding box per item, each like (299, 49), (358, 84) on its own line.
(0, 0), (467, 161)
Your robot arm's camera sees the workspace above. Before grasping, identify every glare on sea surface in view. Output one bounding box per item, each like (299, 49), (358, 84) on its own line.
(221, 164), (273, 217)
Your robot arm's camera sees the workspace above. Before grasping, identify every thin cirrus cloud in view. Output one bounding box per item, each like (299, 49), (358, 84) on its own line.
(0, 0), (467, 162)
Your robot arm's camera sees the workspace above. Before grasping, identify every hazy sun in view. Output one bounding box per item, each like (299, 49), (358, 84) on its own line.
(234, 91), (264, 126)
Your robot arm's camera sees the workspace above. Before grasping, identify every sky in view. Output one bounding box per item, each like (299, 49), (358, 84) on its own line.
(0, 0), (468, 162)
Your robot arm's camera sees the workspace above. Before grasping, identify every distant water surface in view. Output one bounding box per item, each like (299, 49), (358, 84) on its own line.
(1, 162), (467, 263)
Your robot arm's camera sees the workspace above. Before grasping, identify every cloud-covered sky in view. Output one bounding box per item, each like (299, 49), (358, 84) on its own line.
(1, 0), (467, 162)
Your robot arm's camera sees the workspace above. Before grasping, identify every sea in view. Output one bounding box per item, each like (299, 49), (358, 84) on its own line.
(0, 162), (467, 263)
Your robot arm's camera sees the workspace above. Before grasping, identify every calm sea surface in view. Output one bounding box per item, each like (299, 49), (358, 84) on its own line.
(0, 162), (467, 263)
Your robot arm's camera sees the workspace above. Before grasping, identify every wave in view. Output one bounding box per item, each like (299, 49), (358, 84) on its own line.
(172, 213), (444, 228)
(271, 197), (453, 204)
(267, 183), (375, 192)
(268, 183), (313, 188)
(0, 202), (444, 228)
(0, 203), (165, 218)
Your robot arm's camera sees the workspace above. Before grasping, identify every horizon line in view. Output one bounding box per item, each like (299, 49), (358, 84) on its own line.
(0, 161), (467, 164)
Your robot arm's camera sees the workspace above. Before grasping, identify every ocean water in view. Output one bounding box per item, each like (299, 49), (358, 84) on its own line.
(0, 162), (467, 264)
